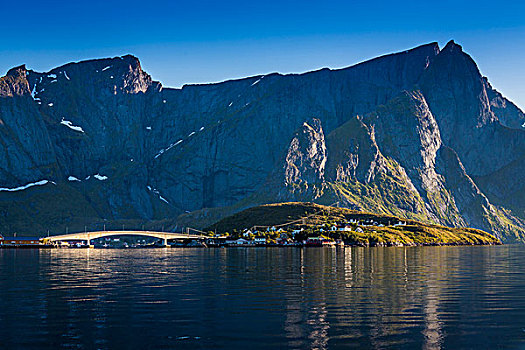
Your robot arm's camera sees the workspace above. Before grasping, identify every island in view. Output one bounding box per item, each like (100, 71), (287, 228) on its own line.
(205, 202), (501, 247)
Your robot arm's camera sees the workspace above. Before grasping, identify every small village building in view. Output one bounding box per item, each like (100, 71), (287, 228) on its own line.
(277, 235), (292, 245)
(242, 230), (253, 238)
(205, 236), (227, 246)
(1, 236), (42, 246)
(291, 229), (303, 237)
(338, 225), (353, 232)
(226, 238), (252, 245)
(305, 237), (335, 246)
(355, 227), (364, 233)
(254, 237), (266, 245)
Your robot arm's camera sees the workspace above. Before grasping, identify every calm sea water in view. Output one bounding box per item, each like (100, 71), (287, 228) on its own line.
(1, 246), (525, 349)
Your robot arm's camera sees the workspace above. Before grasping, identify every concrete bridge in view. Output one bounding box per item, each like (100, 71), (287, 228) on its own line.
(41, 230), (206, 247)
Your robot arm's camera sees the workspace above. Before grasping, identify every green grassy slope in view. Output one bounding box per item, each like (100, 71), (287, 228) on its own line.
(206, 202), (500, 246)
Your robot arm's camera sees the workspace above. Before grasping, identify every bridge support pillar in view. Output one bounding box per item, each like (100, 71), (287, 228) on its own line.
(87, 239), (94, 248)
(162, 238), (169, 247)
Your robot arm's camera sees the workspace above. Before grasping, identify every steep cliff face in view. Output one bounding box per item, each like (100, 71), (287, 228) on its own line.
(419, 41), (525, 177)
(0, 66), (58, 186)
(283, 119), (327, 186)
(485, 78), (525, 130)
(0, 42), (524, 241)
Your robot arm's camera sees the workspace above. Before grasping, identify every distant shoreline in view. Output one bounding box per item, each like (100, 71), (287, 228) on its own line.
(0, 241), (501, 250)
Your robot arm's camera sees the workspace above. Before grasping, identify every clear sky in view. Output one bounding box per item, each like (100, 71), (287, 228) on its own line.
(1, 0), (524, 109)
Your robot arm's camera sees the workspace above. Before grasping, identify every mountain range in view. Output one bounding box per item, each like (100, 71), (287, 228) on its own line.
(1, 40), (524, 241)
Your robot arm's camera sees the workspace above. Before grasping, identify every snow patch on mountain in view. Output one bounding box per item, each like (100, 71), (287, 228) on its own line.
(147, 186), (169, 204)
(251, 76), (264, 86)
(154, 139), (183, 159)
(60, 118), (85, 133)
(0, 180), (54, 192)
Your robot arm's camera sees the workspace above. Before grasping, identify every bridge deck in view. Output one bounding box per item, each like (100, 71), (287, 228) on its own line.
(43, 230), (206, 242)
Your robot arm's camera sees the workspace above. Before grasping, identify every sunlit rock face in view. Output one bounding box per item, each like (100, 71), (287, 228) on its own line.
(1, 41), (524, 241)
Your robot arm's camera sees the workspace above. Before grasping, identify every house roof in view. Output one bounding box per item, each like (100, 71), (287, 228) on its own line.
(3, 236), (41, 241)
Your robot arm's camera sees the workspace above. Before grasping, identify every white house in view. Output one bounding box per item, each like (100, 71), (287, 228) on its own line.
(226, 238), (251, 245)
(254, 237), (266, 244)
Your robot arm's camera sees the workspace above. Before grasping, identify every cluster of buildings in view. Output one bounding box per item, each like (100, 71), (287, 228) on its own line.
(207, 218), (409, 247)
(206, 234), (297, 247)
(0, 235), (43, 247)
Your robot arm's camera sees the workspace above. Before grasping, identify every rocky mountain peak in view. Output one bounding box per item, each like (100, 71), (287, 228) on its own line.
(96, 54), (155, 94)
(442, 40), (462, 53)
(0, 65), (30, 97)
(26, 54), (156, 96)
(6, 64), (27, 78)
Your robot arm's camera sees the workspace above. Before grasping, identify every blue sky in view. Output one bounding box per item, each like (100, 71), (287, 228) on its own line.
(1, 0), (524, 108)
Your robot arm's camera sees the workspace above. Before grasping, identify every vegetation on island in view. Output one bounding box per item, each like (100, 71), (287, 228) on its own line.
(206, 202), (501, 246)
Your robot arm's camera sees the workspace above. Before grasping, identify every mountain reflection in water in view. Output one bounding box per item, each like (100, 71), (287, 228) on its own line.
(1, 246), (524, 349)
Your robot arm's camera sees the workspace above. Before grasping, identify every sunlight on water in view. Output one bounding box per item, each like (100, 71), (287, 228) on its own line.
(1, 246), (525, 349)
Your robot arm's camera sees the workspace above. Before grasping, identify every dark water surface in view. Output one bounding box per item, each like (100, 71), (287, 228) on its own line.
(1, 246), (525, 349)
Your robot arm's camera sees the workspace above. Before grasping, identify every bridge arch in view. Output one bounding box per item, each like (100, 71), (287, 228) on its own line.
(42, 230), (205, 246)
